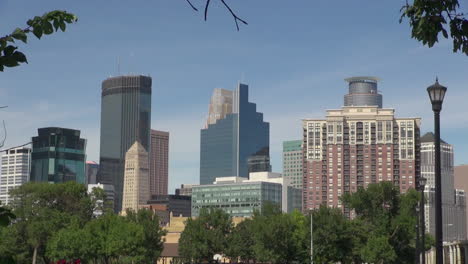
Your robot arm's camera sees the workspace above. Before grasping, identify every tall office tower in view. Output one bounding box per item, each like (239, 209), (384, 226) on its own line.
(421, 132), (467, 241)
(30, 127), (86, 183)
(200, 83), (270, 185)
(302, 77), (421, 214)
(283, 140), (303, 189)
(98, 75), (152, 212)
(0, 147), (31, 205)
(122, 141), (150, 213)
(205, 88), (233, 128)
(455, 165), (468, 239)
(86, 161), (99, 185)
(149, 129), (169, 196)
(247, 147), (272, 173)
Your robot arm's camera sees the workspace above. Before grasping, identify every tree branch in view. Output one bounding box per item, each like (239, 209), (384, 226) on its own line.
(185, 0), (198, 11)
(220, 0), (248, 31)
(184, 0), (248, 31)
(204, 0), (211, 21)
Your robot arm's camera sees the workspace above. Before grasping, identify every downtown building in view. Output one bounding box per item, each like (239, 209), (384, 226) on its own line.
(30, 127), (87, 184)
(86, 161), (99, 185)
(283, 140), (303, 189)
(302, 77), (421, 214)
(98, 75), (152, 212)
(150, 129), (169, 196)
(421, 132), (467, 242)
(121, 141), (150, 213)
(200, 84), (270, 185)
(0, 147), (31, 205)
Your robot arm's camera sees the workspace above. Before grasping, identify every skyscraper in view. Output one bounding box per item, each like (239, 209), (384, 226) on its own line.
(0, 147), (31, 205)
(30, 127), (86, 184)
(421, 132), (467, 241)
(86, 161), (99, 185)
(283, 140), (303, 189)
(302, 77), (421, 215)
(149, 129), (169, 196)
(122, 141), (150, 213)
(98, 75), (152, 212)
(200, 83), (269, 185)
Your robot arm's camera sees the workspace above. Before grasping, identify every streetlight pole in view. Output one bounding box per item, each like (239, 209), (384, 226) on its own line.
(310, 209), (314, 264)
(416, 205), (420, 264)
(420, 177), (427, 264)
(427, 78), (447, 264)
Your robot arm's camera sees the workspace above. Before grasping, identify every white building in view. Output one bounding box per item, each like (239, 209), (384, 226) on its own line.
(0, 147), (31, 205)
(421, 132), (467, 242)
(121, 141), (150, 214)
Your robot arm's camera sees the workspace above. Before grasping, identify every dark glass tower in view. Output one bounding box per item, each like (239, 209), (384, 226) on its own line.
(98, 75), (152, 212)
(200, 83), (269, 185)
(30, 127), (86, 183)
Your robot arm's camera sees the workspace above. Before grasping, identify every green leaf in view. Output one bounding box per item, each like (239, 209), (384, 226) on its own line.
(32, 26), (43, 39)
(59, 22), (66, 32)
(11, 28), (28, 43)
(13, 51), (28, 63)
(43, 21), (53, 35)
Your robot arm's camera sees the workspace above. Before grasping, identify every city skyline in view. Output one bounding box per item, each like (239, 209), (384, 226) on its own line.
(1, 1), (468, 194)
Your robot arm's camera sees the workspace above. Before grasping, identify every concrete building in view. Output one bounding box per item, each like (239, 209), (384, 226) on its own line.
(283, 140), (303, 189)
(200, 83), (270, 185)
(455, 165), (468, 240)
(192, 172), (301, 217)
(30, 127), (86, 184)
(86, 161), (99, 185)
(121, 141), (150, 213)
(175, 184), (196, 196)
(87, 183), (115, 217)
(302, 77), (421, 214)
(149, 130), (169, 196)
(98, 75), (152, 212)
(421, 132), (467, 241)
(0, 147), (31, 205)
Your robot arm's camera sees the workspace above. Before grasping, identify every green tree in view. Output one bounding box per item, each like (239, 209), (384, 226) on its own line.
(225, 218), (256, 263)
(179, 208), (233, 263)
(125, 209), (167, 263)
(341, 182), (424, 264)
(0, 202), (15, 227)
(3, 182), (94, 264)
(400, 0), (468, 55)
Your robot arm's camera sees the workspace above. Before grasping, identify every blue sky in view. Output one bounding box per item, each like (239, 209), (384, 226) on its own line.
(1, 0), (467, 193)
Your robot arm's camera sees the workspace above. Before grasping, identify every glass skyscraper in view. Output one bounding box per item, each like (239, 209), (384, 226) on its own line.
(98, 75), (152, 212)
(30, 127), (86, 184)
(200, 83), (269, 185)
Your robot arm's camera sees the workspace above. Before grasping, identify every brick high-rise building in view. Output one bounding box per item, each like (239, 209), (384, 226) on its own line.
(302, 77), (421, 215)
(150, 130), (169, 196)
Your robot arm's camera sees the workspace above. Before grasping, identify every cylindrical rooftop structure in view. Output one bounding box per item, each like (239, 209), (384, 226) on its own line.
(344, 76), (382, 108)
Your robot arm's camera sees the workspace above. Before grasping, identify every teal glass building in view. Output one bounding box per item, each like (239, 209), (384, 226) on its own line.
(191, 181), (282, 217)
(200, 83), (269, 185)
(30, 127), (86, 183)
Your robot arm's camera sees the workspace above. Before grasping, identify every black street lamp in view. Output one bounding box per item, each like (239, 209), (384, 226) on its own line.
(419, 177), (427, 264)
(416, 205), (420, 264)
(427, 78), (447, 264)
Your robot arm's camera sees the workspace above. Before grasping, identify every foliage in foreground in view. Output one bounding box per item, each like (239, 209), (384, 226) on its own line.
(179, 182), (434, 264)
(0, 182), (166, 264)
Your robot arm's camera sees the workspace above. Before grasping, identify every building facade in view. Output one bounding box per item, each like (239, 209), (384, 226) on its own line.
(86, 161), (99, 185)
(87, 183), (115, 217)
(421, 133), (467, 241)
(0, 147), (31, 205)
(454, 165), (468, 241)
(192, 172), (301, 217)
(98, 75), (152, 212)
(149, 130), (169, 196)
(147, 194), (191, 217)
(302, 77), (421, 214)
(30, 127), (86, 184)
(283, 140), (303, 189)
(175, 184), (197, 197)
(200, 83), (270, 184)
(121, 141), (150, 213)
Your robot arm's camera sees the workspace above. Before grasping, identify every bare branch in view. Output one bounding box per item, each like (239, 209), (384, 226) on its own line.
(185, 0), (198, 11)
(0, 142), (32, 153)
(204, 0), (212, 21)
(220, 0), (248, 31)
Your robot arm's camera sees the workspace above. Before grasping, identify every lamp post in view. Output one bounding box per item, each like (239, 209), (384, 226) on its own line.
(420, 177), (427, 264)
(310, 209), (314, 264)
(416, 205), (420, 264)
(427, 78), (447, 264)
